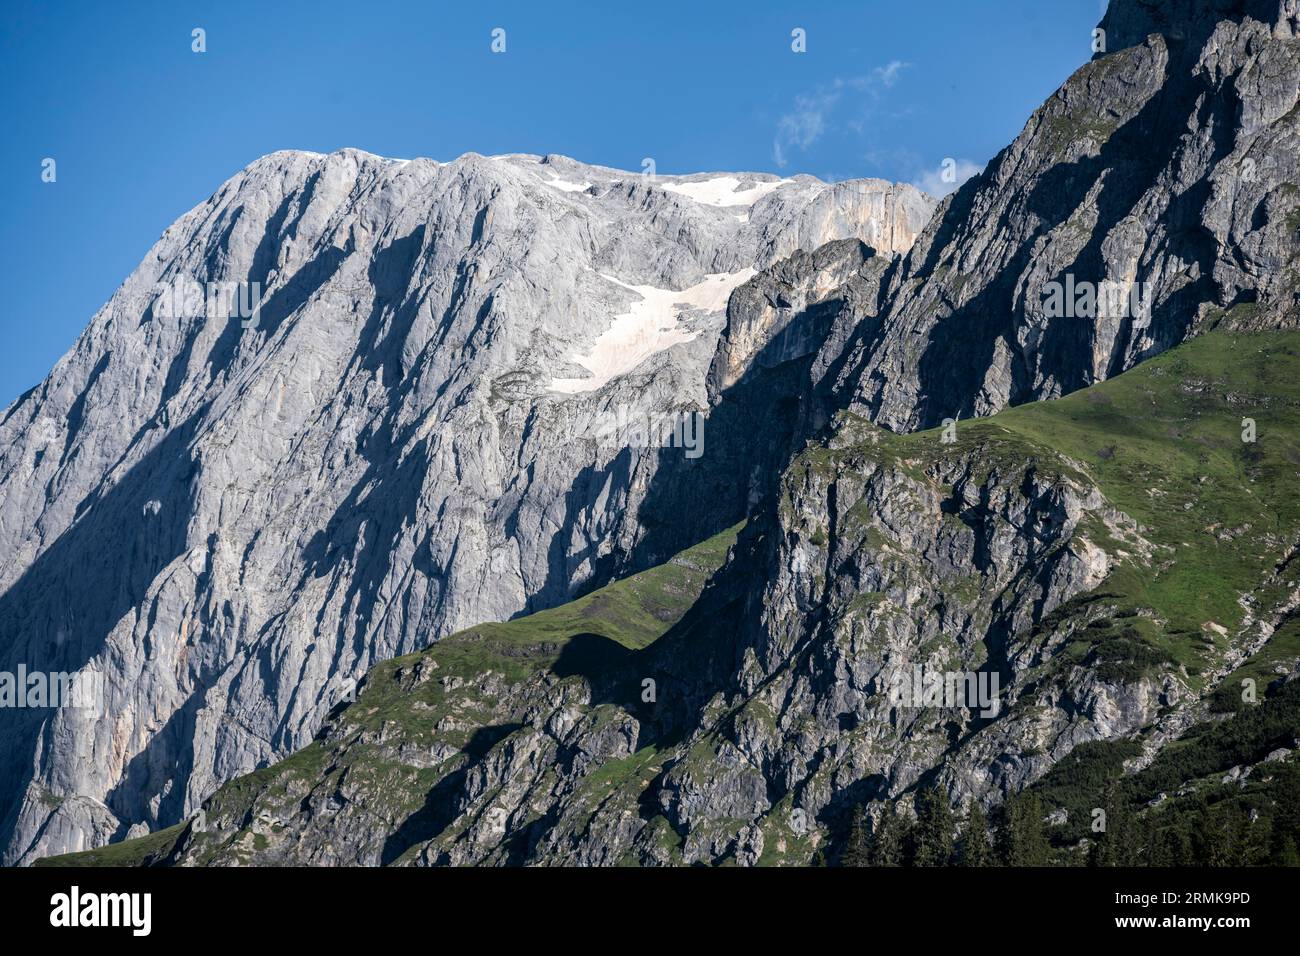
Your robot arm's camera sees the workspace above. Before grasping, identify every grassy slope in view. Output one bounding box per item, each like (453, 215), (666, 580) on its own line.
(799, 330), (1300, 861)
(31, 823), (188, 868)
(939, 329), (1300, 859)
(343, 520), (741, 742)
(994, 331), (1300, 653)
(35, 522), (743, 867)
(822, 330), (1300, 685)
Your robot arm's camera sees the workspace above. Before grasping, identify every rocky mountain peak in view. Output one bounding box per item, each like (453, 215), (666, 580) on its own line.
(0, 148), (931, 863)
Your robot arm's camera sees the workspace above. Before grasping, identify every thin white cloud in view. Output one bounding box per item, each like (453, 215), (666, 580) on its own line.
(871, 60), (908, 88)
(773, 88), (838, 167)
(773, 64), (912, 168)
(911, 158), (984, 198)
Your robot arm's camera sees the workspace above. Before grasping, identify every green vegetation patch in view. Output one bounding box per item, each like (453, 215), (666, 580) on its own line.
(33, 823), (187, 868)
(807, 331), (1300, 681)
(38, 522), (744, 868)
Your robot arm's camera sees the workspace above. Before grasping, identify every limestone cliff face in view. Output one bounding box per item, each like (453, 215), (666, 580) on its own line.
(0, 149), (932, 864)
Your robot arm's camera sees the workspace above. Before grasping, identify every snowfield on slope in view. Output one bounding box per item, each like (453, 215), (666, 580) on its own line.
(550, 270), (756, 393)
(662, 176), (790, 207)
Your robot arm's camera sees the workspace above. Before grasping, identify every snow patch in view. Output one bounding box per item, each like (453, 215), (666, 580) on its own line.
(551, 270), (756, 393)
(545, 177), (592, 193)
(662, 176), (789, 207)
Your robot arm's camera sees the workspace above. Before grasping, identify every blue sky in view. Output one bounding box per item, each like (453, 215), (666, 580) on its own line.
(0, 0), (1105, 406)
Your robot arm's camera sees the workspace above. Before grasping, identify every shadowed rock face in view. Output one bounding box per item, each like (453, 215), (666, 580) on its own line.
(0, 149), (931, 863)
(835, 0), (1300, 432)
(1101, 0), (1300, 53)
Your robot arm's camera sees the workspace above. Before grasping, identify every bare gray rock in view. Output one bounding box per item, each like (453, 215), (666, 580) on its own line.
(18, 0), (1300, 870)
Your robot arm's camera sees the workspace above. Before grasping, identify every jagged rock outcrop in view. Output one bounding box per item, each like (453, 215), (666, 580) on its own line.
(0, 150), (931, 863)
(707, 239), (884, 396)
(836, 0), (1300, 431)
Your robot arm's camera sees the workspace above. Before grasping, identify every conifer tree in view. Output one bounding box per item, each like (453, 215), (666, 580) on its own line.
(913, 785), (956, 866)
(997, 793), (1050, 866)
(1163, 820), (1194, 866)
(1269, 820), (1300, 867)
(961, 801), (993, 867)
(1229, 807), (1268, 865)
(841, 804), (870, 867)
(867, 802), (906, 866)
(1091, 785), (1137, 867)
(1142, 810), (1169, 866)
(1192, 802), (1232, 866)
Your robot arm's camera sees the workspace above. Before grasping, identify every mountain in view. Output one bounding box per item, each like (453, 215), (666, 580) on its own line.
(20, 0), (1300, 867)
(0, 150), (931, 863)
